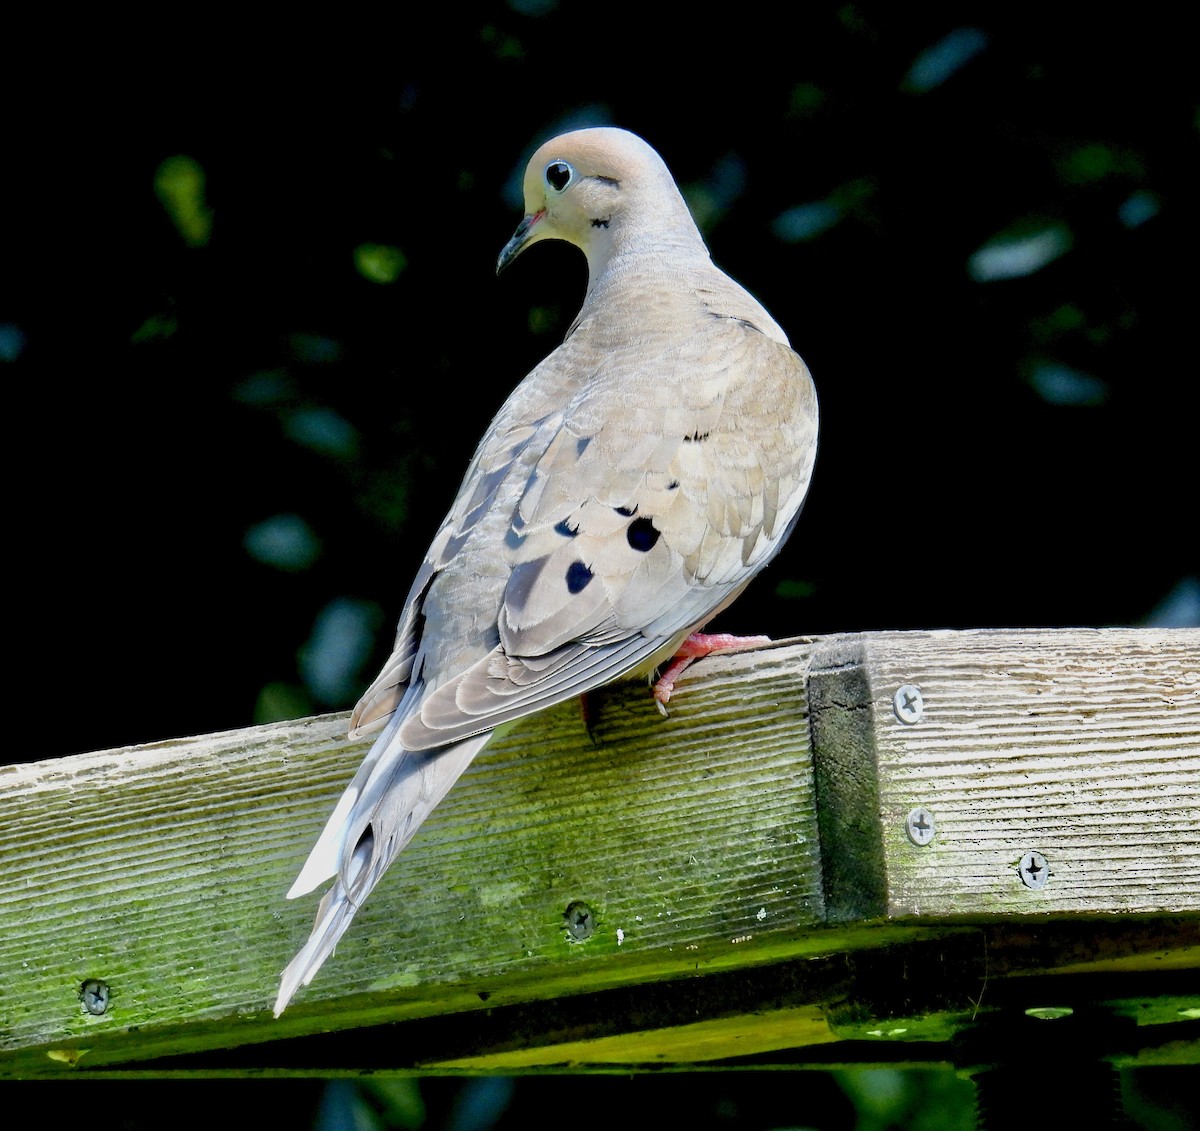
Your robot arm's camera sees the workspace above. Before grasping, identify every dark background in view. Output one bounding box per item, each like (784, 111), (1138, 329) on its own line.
(5, 4), (1196, 1127)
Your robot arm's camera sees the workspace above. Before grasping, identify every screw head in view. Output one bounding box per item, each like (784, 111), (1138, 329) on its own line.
(80, 979), (110, 1016)
(893, 684), (924, 724)
(564, 901), (595, 941)
(1018, 851), (1049, 889)
(905, 808), (936, 846)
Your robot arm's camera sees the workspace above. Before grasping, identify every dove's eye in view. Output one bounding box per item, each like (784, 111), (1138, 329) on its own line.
(544, 161), (574, 193)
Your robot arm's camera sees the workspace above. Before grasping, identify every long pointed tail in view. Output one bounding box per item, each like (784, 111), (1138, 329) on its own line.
(275, 726), (491, 1015)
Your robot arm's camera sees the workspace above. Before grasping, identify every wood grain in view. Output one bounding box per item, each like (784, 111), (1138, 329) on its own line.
(0, 641), (822, 1072)
(1, 628), (1195, 1076)
(859, 629), (1200, 915)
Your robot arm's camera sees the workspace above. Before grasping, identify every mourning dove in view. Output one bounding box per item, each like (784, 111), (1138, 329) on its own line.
(275, 127), (819, 1015)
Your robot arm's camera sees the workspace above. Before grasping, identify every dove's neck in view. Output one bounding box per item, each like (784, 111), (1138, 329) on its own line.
(581, 214), (712, 306)
(577, 218), (788, 346)
(580, 177), (711, 293)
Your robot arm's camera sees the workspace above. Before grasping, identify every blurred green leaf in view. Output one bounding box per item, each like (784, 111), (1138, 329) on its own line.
(1057, 142), (1145, 184)
(315, 1080), (387, 1131)
(902, 28), (988, 93)
(0, 323), (27, 361)
(355, 242), (407, 284)
(776, 578), (817, 599)
(360, 1079), (426, 1129)
(299, 597), (384, 705)
(837, 1068), (976, 1131)
(774, 200), (842, 242)
(253, 681), (314, 725)
(787, 81), (827, 118)
(1119, 190), (1160, 228)
(130, 311), (178, 343)
(232, 369), (296, 406)
(1028, 360), (1109, 406)
(244, 513), (322, 571)
(153, 155), (212, 247)
(288, 332), (342, 363)
(528, 304), (563, 335)
(968, 222), (1072, 281)
(284, 406), (361, 458)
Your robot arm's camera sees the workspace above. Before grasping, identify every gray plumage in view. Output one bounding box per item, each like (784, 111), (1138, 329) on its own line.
(275, 127), (818, 1015)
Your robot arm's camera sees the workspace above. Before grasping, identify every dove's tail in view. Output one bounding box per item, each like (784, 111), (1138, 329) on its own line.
(274, 718), (492, 1016)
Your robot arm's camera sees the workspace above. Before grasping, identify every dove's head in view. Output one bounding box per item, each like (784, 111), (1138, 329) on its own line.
(497, 127), (706, 278)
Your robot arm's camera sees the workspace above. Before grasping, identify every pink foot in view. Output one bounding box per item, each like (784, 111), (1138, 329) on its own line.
(652, 632), (773, 714)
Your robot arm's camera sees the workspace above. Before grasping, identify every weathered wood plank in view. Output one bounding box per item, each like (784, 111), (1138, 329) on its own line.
(1, 628), (1195, 1077)
(859, 629), (1200, 915)
(1, 641), (824, 1075)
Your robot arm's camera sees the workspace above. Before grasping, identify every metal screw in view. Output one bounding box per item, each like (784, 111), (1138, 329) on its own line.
(1018, 851), (1049, 889)
(893, 684), (924, 724)
(564, 901), (595, 941)
(80, 979), (110, 1016)
(905, 808), (936, 845)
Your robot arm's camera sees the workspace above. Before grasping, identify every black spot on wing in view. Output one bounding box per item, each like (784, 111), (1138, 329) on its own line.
(555, 518), (578, 537)
(684, 430), (711, 442)
(614, 504), (637, 517)
(627, 517), (660, 553)
(566, 560), (594, 594)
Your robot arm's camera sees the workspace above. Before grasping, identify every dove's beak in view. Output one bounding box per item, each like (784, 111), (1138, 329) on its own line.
(497, 210), (546, 275)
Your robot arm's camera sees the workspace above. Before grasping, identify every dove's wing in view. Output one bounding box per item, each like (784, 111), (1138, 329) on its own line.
(395, 307), (818, 750)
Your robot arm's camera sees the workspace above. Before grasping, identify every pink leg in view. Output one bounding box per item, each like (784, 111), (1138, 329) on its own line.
(653, 632), (773, 714)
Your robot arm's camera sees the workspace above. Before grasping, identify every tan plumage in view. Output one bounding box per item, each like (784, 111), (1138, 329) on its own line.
(275, 127), (819, 1015)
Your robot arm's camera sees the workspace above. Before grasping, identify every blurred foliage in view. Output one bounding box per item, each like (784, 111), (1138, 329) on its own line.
(9, 5), (1195, 761)
(4, 2), (1196, 1125)
(153, 155), (213, 248)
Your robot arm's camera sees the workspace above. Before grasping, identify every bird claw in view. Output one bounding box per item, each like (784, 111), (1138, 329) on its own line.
(651, 632), (772, 712)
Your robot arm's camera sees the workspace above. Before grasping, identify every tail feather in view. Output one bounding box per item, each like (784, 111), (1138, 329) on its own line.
(286, 709), (411, 900)
(275, 727), (492, 1014)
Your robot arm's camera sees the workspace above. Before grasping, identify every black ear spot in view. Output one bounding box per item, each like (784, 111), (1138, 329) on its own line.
(627, 516), (660, 553)
(566, 560), (594, 594)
